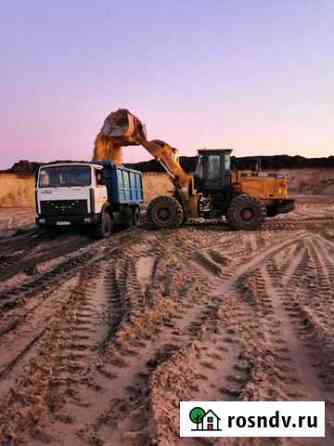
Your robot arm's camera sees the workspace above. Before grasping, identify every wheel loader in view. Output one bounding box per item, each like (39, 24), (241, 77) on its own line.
(93, 109), (295, 230)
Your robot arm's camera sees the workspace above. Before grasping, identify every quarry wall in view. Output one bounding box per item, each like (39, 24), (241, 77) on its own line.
(0, 172), (174, 208)
(0, 174), (36, 208)
(268, 168), (334, 194)
(0, 168), (333, 208)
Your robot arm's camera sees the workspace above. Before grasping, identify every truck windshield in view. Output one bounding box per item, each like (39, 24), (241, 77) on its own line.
(38, 166), (92, 188)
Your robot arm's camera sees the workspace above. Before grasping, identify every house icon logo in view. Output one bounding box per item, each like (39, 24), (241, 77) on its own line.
(189, 407), (222, 432)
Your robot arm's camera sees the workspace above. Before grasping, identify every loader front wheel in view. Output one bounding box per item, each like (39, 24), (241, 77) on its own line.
(147, 196), (184, 229)
(227, 194), (267, 230)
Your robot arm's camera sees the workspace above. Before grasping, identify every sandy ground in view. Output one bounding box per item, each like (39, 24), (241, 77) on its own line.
(0, 209), (35, 238)
(0, 195), (334, 445)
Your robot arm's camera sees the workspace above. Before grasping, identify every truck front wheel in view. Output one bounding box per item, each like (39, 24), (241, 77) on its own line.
(94, 211), (113, 238)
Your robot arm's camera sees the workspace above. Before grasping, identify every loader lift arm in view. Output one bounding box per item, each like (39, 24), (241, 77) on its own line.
(93, 129), (193, 194)
(93, 110), (197, 220)
(133, 134), (193, 193)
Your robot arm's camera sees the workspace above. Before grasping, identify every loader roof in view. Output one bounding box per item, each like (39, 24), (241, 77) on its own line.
(198, 148), (233, 155)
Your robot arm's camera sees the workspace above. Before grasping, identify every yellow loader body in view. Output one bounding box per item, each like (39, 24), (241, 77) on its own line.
(234, 171), (289, 202)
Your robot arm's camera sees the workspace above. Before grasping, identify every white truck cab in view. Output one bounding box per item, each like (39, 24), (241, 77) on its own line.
(36, 162), (143, 237)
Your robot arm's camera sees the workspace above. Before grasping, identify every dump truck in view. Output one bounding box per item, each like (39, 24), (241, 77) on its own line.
(92, 109), (295, 230)
(36, 161), (143, 237)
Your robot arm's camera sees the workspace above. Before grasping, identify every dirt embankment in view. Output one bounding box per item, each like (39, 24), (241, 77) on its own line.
(273, 168), (334, 194)
(0, 174), (35, 208)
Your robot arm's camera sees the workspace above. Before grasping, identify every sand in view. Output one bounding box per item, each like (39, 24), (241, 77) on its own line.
(0, 195), (334, 445)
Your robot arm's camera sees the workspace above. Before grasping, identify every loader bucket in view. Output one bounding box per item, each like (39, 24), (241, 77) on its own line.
(100, 109), (147, 144)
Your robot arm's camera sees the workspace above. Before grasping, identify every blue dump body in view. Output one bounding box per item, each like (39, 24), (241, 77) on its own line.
(100, 161), (144, 205)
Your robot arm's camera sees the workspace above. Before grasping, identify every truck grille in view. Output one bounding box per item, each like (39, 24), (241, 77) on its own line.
(40, 200), (88, 216)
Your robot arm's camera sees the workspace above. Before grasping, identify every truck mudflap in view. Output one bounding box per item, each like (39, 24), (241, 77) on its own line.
(267, 199), (295, 217)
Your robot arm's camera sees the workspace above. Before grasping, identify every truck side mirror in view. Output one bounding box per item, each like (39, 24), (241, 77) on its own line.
(96, 172), (106, 186)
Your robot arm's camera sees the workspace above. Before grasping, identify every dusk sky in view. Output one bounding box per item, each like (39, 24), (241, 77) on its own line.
(1, 1), (333, 169)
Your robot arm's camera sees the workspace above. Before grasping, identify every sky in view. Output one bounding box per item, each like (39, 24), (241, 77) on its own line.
(0, 0), (333, 169)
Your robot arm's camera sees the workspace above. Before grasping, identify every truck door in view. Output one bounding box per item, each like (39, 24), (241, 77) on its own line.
(94, 168), (108, 214)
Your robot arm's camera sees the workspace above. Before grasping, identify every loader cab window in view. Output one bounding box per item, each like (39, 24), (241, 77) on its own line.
(207, 155), (221, 181)
(224, 153), (231, 171)
(195, 156), (204, 179)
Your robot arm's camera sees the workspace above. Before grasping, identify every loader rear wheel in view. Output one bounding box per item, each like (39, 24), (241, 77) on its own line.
(147, 196), (184, 228)
(227, 194), (267, 230)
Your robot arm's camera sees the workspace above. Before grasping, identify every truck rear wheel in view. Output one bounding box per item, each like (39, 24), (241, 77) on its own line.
(133, 206), (141, 227)
(227, 194), (267, 230)
(94, 211), (113, 238)
(147, 196), (184, 229)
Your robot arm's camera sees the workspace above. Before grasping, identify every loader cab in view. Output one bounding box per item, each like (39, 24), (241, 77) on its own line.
(194, 149), (233, 192)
